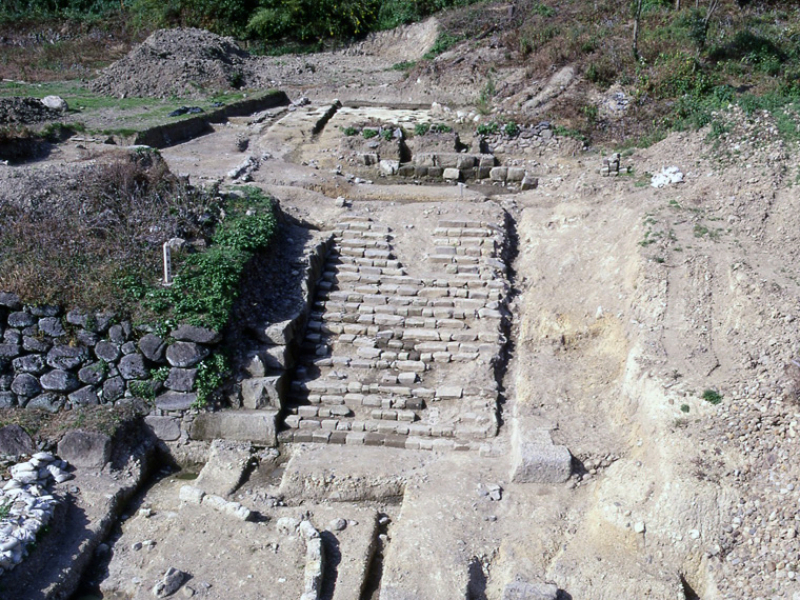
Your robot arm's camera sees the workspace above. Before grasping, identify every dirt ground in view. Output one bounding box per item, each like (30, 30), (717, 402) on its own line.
(3, 22), (800, 600)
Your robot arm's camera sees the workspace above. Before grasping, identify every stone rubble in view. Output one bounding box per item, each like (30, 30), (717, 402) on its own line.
(0, 452), (73, 574)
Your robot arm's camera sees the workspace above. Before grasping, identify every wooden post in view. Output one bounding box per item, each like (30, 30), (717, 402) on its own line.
(633, 0), (644, 60)
(163, 242), (173, 286)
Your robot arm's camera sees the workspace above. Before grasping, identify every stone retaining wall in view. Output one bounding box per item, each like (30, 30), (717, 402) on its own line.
(134, 91), (290, 149)
(0, 292), (221, 413)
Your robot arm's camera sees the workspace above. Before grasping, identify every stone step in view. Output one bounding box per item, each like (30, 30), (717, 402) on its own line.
(283, 416), (453, 438)
(328, 255), (404, 270)
(277, 429), (478, 452)
(433, 237), (499, 248)
(433, 227), (494, 238)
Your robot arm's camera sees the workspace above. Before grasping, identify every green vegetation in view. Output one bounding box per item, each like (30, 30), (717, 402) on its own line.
(391, 60), (417, 71)
(503, 121), (520, 137)
(136, 186), (278, 331)
(680, 403), (690, 413)
(362, 128), (379, 139)
(702, 389), (723, 405)
(194, 353), (230, 408)
(423, 32), (463, 59)
(476, 121), (499, 136)
(0, 500), (10, 520)
(414, 122), (431, 136)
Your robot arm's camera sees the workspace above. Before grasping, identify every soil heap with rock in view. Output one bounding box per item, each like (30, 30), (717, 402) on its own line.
(90, 28), (253, 99)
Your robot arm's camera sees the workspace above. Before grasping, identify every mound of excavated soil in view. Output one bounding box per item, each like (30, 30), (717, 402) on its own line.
(0, 97), (64, 125)
(90, 28), (252, 99)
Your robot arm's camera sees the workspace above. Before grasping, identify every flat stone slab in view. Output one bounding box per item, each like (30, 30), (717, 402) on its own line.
(57, 429), (111, 469)
(144, 416), (182, 441)
(189, 409), (278, 446)
(194, 439), (253, 497)
(155, 391), (197, 411)
(0, 424), (36, 455)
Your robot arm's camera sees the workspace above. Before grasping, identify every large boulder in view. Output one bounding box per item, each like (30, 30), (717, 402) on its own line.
(166, 342), (209, 368)
(0, 424), (36, 455)
(57, 430), (111, 469)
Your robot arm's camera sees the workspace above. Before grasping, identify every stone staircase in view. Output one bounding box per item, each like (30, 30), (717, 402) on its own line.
(278, 215), (510, 451)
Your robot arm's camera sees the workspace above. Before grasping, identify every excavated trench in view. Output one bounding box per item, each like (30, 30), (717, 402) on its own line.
(0, 90), (739, 600)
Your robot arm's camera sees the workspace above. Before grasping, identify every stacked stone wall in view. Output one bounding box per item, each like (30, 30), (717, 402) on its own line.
(0, 292), (221, 413)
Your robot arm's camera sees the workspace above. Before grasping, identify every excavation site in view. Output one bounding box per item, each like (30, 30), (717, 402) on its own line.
(2, 5), (800, 600)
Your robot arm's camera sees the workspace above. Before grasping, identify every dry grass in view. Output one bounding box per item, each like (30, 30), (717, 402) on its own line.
(0, 149), (217, 312)
(0, 17), (139, 82)
(0, 400), (149, 444)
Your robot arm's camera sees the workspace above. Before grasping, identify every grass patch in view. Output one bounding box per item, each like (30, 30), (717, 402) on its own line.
(423, 32), (463, 59)
(702, 389), (723, 405)
(391, 60), (417, 71)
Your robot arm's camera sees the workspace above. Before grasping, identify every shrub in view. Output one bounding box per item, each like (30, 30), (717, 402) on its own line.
(477, 122), (499, 136)
(431, 123), (453, 133)
(362, 128), (379, 139)
(247, 0), (378, 42)
(414, 122), (431, 136)
(503, 121), (520, 137)
(194, 352), (230, 408)
(701, 389), (723, 405)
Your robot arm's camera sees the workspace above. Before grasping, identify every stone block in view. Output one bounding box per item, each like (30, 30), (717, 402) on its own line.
(189, 410), (278, 446)
(241, 375), (285, 410)
(502, 578), (558, 600)
(0, 424), (35, 455)
(379, 160), (399, 176)
(171, 324), (222, 344)
(68, 385), (99, 406)
(510, 441), (572, 484)
(443, 168), (461, 181)
(46, 344), (86, 369)
(166, 341), (209, 368)
(506, 167), (526, 181)
(256, 319), (295, 346)
(436, 386), (463, 399)
(38, 317), (65, 338)
(155, 391), (197, 411)
(489, 166), (508, 181)
(119, 353), (148, 380)
(165, 367), (197, 392)
(194, 439), (253, 496)
(94, 341), (120, 363)
(58, 430), (111, 469)
(26, 392), (64, 413)
(138, 333), (166, 362)
(40, 369), (79, 392)
(144, 415), (181, 441)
